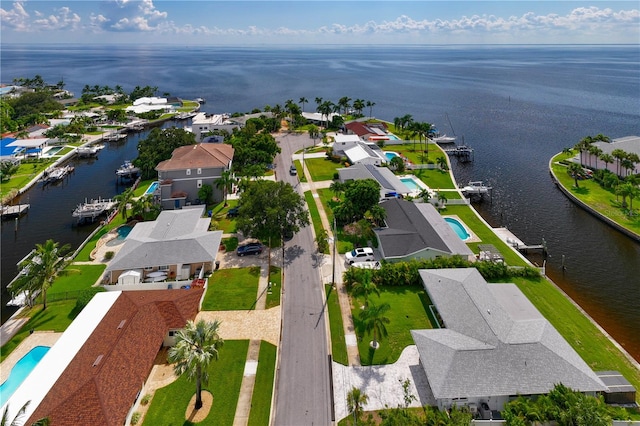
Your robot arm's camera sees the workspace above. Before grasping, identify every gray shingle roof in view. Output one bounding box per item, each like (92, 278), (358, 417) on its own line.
(375, 199), (473, 259)
(106, 207), (222, 271)
(338, 163), (411, 194)
(412, 268), (607, 400)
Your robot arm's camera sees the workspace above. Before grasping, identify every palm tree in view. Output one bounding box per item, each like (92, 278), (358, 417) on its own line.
(359, 301), (390, 349)
(308, 124), (320, 146)
(338, 96), (352, 115)
(329, 180), (345, 200)
(611, 148), (626, 176)
(567, 162), (585, 188)
(352, 99), (365, 117)
(2, 401), (50, 426)
(574, 136), (593, 166)
(12, 239), (70, 310)
(168, 319), (224, 410)
(215, 170), (235, 206)
(589, 146), (602, 169)
(351, 277), (380, 307)
(366, 204), (386, 228)
(436, 156), (448, 171)
(600, 153), (614, 173)
(346, 386), (369, 425)
(621, 158), (634, 178)
(317, 101), (334, 129)
(436, 191), (448, 208)
(114, 187), (135, 220)
(366, 100), (375, 118)
(298, 97), (308, 112)
(418, 189), (431, 203)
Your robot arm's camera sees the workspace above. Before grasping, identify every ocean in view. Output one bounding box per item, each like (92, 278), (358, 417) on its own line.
(1, 44), (639, 360)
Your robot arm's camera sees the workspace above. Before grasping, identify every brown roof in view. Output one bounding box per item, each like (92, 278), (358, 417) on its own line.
(28, 289), (203, 426)
(156, 143), (234, 171)
(345, 121), (388, 137)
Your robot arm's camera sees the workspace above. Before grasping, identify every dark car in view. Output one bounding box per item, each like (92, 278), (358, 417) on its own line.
(227, 207), (239, 218)
(236, 242), (263, 256)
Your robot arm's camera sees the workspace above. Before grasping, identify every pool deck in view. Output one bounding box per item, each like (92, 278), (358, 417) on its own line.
(0, 331), (62, 384)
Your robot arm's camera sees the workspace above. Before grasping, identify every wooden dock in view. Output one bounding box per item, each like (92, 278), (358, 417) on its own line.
(493, 227), (548, 256)
(443, 145), (474, 162)
(1, 204), (30, 220)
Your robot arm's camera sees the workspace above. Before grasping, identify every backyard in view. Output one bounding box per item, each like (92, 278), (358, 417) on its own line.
(202, 266), (261, 311)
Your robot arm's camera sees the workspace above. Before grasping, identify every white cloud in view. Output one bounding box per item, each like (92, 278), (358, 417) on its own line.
(0, 1), (30, 31)
(32, 7), (81, 31)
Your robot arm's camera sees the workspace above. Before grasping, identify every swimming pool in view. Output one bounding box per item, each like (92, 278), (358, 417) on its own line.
(43, 146), (64, 157)
(385, 151), (399, 161)
(117, 224), (133, 239)
(400, 177), (420, 191)
(144, 181), (159, 195)
(0, 345), (50, 406)
(387, 134), (400, 140)
(445, 217), (470, 240)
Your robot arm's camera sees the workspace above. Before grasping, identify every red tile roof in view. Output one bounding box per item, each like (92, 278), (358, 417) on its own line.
(28, 289), (203, 426)
(156, 143), (234, 171)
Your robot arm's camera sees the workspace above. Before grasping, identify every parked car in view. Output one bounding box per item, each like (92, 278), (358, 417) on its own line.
(236, 242), (263, 256)
(290, 164), (297, 176)
(345, 247), (375, 264)
(227, 207), (239, 218)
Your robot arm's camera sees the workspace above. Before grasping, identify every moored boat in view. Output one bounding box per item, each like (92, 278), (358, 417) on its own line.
(115, 160), (140, 178)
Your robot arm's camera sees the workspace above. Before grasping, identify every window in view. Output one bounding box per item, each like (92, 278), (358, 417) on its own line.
(186, 169), (191, 176)
(168, 331), (175, 337)
(144, 266), (153, 271)
(159, 265), (169, 271)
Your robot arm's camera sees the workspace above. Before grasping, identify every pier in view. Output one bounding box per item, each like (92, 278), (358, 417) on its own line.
(443, 144), (474, 162)
(72, 198), (117, 223)
(493, 227), (548, 257)
(0, 204), (30, 220)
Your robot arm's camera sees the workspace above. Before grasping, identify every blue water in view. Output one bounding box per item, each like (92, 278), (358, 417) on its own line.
(144, 181), (159, 195)
(400, 177), (419, 191)
(1, 44), (639, 360)
(445, 217), (470, 240)
(0, 345), (50, 406)
(117, 225), (133, 239)
(385, 152), (399, 161)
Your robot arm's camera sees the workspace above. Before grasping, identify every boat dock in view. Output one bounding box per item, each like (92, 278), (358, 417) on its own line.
(103, 132), (127, 142)
(443, 144), (474, 162)
(72, 197), (117, 223)
(42, 165), (74, 185)
(1, 204), (30, 220)
(493, 227), (548, 256)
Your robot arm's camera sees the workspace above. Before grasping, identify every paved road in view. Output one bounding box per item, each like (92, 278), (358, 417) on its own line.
(273, 133), (333, 425)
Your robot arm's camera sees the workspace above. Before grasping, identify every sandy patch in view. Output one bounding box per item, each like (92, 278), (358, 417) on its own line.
(185, 390), (213, 423)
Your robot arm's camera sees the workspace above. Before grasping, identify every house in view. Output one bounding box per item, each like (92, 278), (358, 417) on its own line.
(104, 206), (222, 285)
(374, 198), (475, 262)
(337, 163), (412, 198)
(582, 135), (640, 176)
(344, 121), (389, 141)
(411, 268), (608, 413)
(191, 112), (238, 141)
(125, 96), (172, 115)
(3, 289), (203, 426)
(332, 135), (387, 166)
(302, 111), (339, 126)
(156, 143), (234, 209)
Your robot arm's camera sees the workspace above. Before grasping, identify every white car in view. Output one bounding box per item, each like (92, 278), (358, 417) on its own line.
(345, 247), (375, 264)
(350, 261), (381, 270)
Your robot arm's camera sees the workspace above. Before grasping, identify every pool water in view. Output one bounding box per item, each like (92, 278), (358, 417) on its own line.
(387, 134), (400, 140)
(144, 181), (159, 195)
(445, 217), (470, 240)
(43, 146), (63, 156)
(385, 152), (399, 161)
(400, 177), (420, 191)
(117, 225), (133, 239)
(0, 345), (50, 406)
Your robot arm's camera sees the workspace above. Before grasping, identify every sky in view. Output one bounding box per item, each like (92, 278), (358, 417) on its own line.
(1, 1), (639, 45)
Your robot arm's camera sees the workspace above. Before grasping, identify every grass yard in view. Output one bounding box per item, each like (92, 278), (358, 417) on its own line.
(411, 167), (456, 190)
(247, 341), (277, 426)
(143, 340), (249, 426)
(1, 159), (54, 199)
(294, 159), (306, 182)
(550, 153), (640, 235)
(443, 204), (528, 266)
(202, 266), (261, 311)
(265, 266), (281, 309)
(316, 188), (371, 253)
(304, 191), (325, 239)
(49, 264), (106, 294)
(512, 276), (640, 395)
(133, 178), (156, 197)
(352, 286), (433, 366)
(305, 157), (341, 181)
(210, 200), (239, 233)
(326, 285), (348, 365)
(0, 300), (78, 362)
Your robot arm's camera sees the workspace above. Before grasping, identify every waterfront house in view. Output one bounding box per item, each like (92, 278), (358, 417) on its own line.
(412, 268), (608, 413)
(104, 206), (222, 286)
(4, 289), (202, 426)
(337, 163), (412, 198)
(374, 198), (475, 262)
(156, 143), (234, 209)
(332, 134), (387, 166)
(581, 135), (640, 176)
(191, 112), (238, 142)
(344, 121), (389, 141)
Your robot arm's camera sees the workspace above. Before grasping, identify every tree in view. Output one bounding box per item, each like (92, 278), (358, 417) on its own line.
(298, 96), (308, 112)
(389, 156), (405, 173)
(236, 180), (310, 244)
(359, 301), (390, 349)
(600, 153), (614, 172)
(366, 100), (376, 118)
(317, 101), (334, 129)
(436, 156), (448, 171)
(589, 145), (602, 169)
(574, 136), (593, 166)
(0, 161), (20, 182)
(567, 162), (585, 188)
(611, 148), (626, 176)
(334, 179), (381, 225)
(352, 99), (365, 117)
(418, 189), (431, 203)
(198, 183), (214, 206)
(346, 386), (369, 426)
(2, 401), (50, 426)
(214, 170), (235, 206)
(351, 276), (380, 307)
(308, 124), (320, 146)
(11, 240), (70, 310)
(135, 127), (196, 179)
(168, 319), (224, 410)
(114, 187), (135, 219)
(338, 96), (352, 115)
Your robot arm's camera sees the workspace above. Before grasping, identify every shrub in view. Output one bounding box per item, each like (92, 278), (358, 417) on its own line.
(74, 287), (106, 313)
(140, 394), (152, 406)
(130, 412), (141, 425)
(104, 251), (114, 260)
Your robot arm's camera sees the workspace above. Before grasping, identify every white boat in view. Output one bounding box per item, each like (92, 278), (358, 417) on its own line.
(43, 165), (73, 184)
(461, 181), (491, 195)
(431, 134), (457, 144)
(76, 145), (102, 157)
(176, 112), (197, 120)
(104, 132), (127, 142)
(195, 97), (206, 104)
(116, 160), (140, 178)
(72, 197), (117, 221)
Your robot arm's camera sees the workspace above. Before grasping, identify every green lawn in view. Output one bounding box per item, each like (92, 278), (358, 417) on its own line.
(1, 159), (54, 199)
(305, 157), (341, 181)
(304, 190), (325, 239)
(73, 216), (127, 261)
(513, 276), (640, 395)
(411, 167), (456, 190)
(202, 267), (261, 311)
(0, 300), (78, 362)
(247, 341), (277, 426)
(550, 153), (640, 235)
(210, 200), (239, 233)
(50, 264), (106, 294)
(265, 266), (281, 309)
(326, 285), (348, 365)
(133, 178), (157, 197)
(143, 340), (249, 426)
(352, 286), (433, 366)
